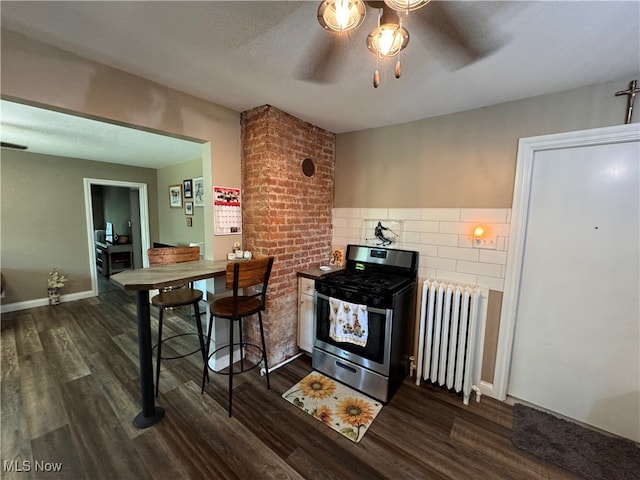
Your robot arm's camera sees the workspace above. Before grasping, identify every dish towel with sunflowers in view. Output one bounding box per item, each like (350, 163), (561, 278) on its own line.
(329, 297), (369, 347)
(282, 372), (383, 442)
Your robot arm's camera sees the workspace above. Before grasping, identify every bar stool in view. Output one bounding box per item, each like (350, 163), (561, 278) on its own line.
(201, 256), (274, 416)
(148, 246), (206, 397)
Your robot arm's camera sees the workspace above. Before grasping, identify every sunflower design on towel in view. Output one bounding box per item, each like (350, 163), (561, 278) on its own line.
(329, 298), (369, 347)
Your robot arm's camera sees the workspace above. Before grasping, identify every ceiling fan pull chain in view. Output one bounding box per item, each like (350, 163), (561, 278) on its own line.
(395, 16), (403, 78)
(373, 55), (381, 88)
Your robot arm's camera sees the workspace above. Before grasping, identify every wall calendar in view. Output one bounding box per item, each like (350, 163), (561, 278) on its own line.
(213, 186), (242, 235)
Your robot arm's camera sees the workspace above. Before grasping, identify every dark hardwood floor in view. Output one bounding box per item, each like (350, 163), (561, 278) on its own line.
(1, 287), (582, 480)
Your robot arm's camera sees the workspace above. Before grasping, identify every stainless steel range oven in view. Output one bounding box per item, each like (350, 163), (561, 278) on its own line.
(312, 244), (418, 403)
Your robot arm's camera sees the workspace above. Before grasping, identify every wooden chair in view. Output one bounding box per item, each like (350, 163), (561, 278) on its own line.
(148, 246), (206, 397)
(201, 256), (274, 416)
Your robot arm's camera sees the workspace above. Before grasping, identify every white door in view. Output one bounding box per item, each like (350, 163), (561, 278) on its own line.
(498, 124), (640, 442)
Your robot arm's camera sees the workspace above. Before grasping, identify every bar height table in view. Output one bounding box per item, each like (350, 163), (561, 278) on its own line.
(110, 259), (228, 428)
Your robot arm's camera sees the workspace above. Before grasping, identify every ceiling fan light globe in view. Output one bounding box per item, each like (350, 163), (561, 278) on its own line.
(366, 24), (409, 57)
(317, 0), (366, 33)
(383, 0), (431, 12)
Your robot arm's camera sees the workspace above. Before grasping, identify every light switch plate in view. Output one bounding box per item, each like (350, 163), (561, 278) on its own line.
(473, 236), (497, 249)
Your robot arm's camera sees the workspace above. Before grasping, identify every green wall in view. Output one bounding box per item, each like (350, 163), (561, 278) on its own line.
(0, 149), (158, 304)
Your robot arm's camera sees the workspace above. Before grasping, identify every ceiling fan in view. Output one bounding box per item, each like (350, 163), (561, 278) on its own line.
(300, 0), (502, 87)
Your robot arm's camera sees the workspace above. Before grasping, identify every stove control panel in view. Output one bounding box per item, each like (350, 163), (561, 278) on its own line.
(315, 281), (394, 309)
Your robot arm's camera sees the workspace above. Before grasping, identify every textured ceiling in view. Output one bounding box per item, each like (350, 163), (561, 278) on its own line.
(0, 100), (204, 168)
(1, 1), (639, 167)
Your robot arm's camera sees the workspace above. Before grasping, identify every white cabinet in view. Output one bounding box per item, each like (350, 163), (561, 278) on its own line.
(297, 277), (315, 353)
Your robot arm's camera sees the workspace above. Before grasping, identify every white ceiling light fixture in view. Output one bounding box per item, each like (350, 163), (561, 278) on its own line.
(383, 0), (431, 13)
(317, 0), (367, 33)
(366, 6), (409, 87)
(366, 8), (409, 58)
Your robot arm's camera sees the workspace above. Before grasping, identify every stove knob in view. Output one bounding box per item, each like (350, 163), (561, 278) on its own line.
(373, 297), (381, 306)
(361, 295), (369, 304)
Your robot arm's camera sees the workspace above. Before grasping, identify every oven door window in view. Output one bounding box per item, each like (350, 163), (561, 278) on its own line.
(315, 294), (387, 364)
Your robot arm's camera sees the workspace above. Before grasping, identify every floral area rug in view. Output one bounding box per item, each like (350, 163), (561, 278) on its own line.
(282, 371), (382, 443)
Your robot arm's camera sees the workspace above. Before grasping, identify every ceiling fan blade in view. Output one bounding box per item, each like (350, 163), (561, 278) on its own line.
(295, 32), (350, 84)
(1, 141), (28, 150)
(412, 1), (504, 69)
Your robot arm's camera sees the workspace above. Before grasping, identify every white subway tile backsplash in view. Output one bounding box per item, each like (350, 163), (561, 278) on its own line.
(333, 208), (361, 218)
(434, 270), (477, 286)
(420, 232), (459, 247)
(360, 208), (388, 219)
(419, 267), (437, 281)
(421, 256), (457, 271)
(477, 275), (504, 291)
(437, 246), (480, 262)
(458, 235), (474, 248)
(332, 237), (348, 248)
(334, 226), (360, 239)
(405, 220), (439, 233)
(332, 207), (512, 292)
(492, 223), (511, 237)
(347, 218), (363, 229)
(457, 260), (503, 278)
(479, 249), (508, 265)
(403, 231), (421, 243)
(332, 217), (348, 228)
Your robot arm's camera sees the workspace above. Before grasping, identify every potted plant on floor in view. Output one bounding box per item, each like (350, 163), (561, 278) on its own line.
(47, 269), (67, 305)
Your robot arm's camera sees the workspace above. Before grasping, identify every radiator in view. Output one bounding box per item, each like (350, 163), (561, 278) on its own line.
(415, 279), (488, 405)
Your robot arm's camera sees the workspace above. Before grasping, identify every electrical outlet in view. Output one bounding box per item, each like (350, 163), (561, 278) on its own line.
(473, 236), (497, 249)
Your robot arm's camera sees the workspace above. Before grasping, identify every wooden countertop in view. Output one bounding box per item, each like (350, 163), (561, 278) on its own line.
(112, 259), (344, 290)
(297, 265), (343, 280)
(110, 259), (229, 290)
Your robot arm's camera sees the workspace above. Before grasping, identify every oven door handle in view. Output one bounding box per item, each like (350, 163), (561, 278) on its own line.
(316, 292), (388, 316)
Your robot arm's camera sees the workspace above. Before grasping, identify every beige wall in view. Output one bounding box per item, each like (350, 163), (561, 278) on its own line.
(333, 76), (638, 384)
(335, 78), (636, 208)
(0, 150), (158, 304)
(156, 158), (205, 248)
(1, 28), (242, 268)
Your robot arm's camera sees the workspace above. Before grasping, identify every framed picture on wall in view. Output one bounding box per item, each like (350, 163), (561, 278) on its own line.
(193, 177), (204, 207)
(184, 201), (194, 215)
(183, 179), (193, 199)
(169, 184), (182, 208)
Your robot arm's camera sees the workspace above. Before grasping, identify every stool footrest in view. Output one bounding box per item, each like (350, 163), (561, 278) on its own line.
(207, 342), (265, 375)
(153, 332), (206, 360)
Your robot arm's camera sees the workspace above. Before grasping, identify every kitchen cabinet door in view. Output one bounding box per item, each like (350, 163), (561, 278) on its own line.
(298, 277), (315, 353)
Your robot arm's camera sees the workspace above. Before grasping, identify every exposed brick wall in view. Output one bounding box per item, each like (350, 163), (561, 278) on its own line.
(241, 105), (335, 367)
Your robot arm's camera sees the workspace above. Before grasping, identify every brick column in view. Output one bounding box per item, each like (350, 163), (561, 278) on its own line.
(241, 105), (335, 366)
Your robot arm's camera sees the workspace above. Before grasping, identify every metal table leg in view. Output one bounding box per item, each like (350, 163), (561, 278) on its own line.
(132, 290), (165, 428)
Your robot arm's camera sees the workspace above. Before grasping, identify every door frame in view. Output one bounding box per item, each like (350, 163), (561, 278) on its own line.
(493, 123), (640, 400)
(83, 178), (151, 296)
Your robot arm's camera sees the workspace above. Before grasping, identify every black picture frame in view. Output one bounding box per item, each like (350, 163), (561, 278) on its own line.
(183, 179), (193, 199)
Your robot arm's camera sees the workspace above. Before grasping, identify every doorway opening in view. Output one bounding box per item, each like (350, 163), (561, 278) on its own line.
(84, 178), (151, 296)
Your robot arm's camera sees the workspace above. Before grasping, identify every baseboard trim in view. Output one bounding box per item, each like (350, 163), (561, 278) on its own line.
(1, 290), (96, 314)
(479, 380), (495, 399)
